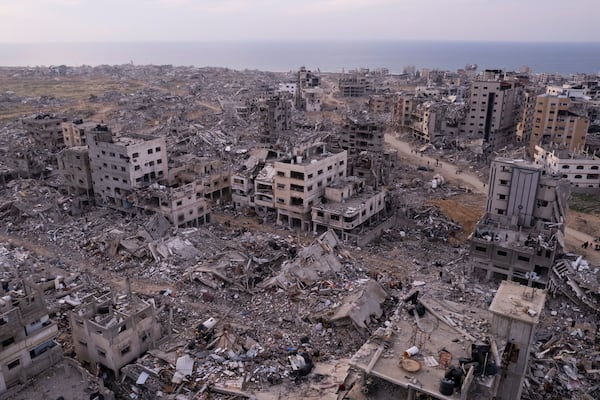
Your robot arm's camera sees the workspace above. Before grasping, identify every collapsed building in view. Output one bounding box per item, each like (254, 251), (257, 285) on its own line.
(70, 284), (162, 379)
(257, 95), (292, 144)
(21, 113), (66, 150)
(469, 158), (571, 288)
(61, 119), (97, 147)
(0, 280), (61, 395)
(350, 280), (546, 400)
(338, 69), (375, 97)
(534, 144), (600, 193)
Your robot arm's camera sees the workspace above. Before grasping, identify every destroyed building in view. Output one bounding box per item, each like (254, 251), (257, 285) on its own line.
(169, 155), (231, 204)
(350, 280), (547, 400)
(338, 69), (375, 97)
(534, 144), (600, 193)
(488, 280), (547, 400)
(273, 143), (347, 230)
(87, 125), (167, 210)
(339, 114), (385, 156)
(470, 158), (571, 288)
(295, 66), (322, 111)
(57, 145), (93, 198)
(61, 119), (97, 147)
(21, 113), (66, 150)
(70, 286), (162, 378)
(0, 280), (61, 395)
(310, 176), (388, 243)
(338, 114), (394, 187)
(257, 95), (292, 144)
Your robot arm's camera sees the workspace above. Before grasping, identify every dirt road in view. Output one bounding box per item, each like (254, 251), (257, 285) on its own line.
(385, 133), (486, 193)
(384, 133), (600, 265)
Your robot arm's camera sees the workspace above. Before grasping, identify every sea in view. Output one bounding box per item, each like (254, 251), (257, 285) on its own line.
(1, 41), (600, 76)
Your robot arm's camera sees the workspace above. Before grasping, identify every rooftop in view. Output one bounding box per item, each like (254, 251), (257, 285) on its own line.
(488, 280), (546, 325)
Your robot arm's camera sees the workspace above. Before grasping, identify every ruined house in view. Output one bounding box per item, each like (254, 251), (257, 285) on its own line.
(21, 113), (66, 150)
(70, 286), (162, 378)
(311, 177), (388, 242)
(61, 119), (97, 147)
(0, 280), (61, 394)
(338, 70), (374, 97)
(57, 145), (93, 198)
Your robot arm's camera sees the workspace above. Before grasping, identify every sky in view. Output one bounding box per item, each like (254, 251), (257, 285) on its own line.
(0, 0), (599, 43)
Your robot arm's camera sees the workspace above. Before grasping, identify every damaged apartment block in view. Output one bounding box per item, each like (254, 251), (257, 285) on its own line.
(469, 158), (571, 288)
(0, 280), (61, 395)
(69, 282), (162, 379)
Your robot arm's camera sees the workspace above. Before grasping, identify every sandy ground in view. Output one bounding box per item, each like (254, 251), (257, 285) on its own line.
(384, 133), (600, 265)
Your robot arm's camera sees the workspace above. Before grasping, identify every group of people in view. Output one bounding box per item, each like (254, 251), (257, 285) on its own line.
(581, 240), (600, 251)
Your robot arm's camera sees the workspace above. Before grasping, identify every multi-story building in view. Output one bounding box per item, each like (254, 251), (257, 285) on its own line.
(516, 89), (537, 144)
(311, 177), (387, 241)
(339, 115), (385, 157)
(257, 95), (292, 144)
(461, 74), (523, 152)
(0, 280), (61, 394)
(529, 94), (589, 152)
(302, 88), (323, 112)
(136, 181), (209, 228)
(338, 70), (374, 97)
(169, 155), (231, 204)
(21, 114), (65, 150)
(534, 145), (600, 193)
(489, 281), (546, 400)
(57, 146), (93, 197)
(470, 158), (570, 288)
(87, 125), (167, 210)
(70, 286), (161, 378)
(368, 94), (396, 114)
(273, 144), (347, 231)
(296, 66), (321, 110)
(61, 119), (97, 147)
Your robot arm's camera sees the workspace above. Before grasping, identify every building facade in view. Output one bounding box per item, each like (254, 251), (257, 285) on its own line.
(273, 145), (347, 231)
(470, 158), (570, 288)
(70, 288), (161, 378)
(534, 145), (600, 193)
(87, 126), (168, 210)
(529, 94), (589, 152)
(0, 281), (61, 394)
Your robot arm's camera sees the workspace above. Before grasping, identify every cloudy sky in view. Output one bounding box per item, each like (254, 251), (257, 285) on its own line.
(0, 0), (598, 43)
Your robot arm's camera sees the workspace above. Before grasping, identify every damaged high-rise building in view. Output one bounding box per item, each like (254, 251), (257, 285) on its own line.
(469, 158), (570, 288)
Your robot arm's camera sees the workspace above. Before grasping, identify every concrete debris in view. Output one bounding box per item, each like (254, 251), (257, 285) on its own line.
(1, 64), (600, 400)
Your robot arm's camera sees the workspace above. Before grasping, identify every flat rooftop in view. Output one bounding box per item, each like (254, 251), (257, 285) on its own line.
(350, 296), (496, 400)
(488, 280), (546, 324)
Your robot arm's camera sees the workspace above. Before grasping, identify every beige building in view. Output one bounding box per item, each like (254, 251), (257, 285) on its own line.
(0, 280), (61, 394)
(61, 119), (97, 147)
(57, 146), (93, 197)
(273, 145), (347, 230)
(87, 125), (167, 211)
(21, 114), (65, 150)
(534, 145), (600, 193)
(311, 177), (386, 241)
(461, 76), (523, 151)
(368, 94), (396, 114)
(70, 286), (161, 378)
(470, 158), (570, 288)
(529, 94), (589, 152)
(516, 90), (536, 144)
(489, 281), (547, 400)
(169, 155), (231, 204)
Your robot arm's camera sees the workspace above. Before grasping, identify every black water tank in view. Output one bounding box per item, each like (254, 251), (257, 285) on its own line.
(439, 378), (454, 396)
